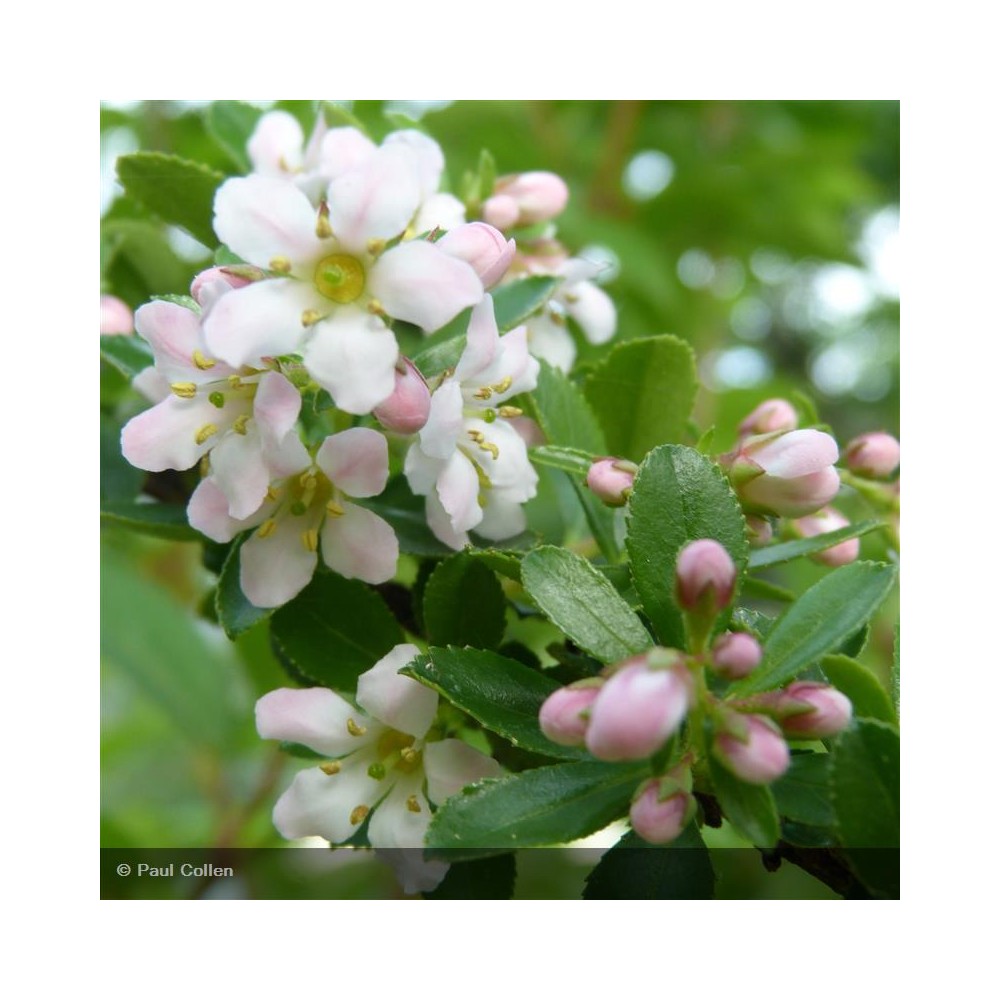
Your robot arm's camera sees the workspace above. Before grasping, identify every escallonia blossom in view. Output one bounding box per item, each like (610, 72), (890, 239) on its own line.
(738, 397), (798, 438)
(710, 631), (762, 681)
(844, 431), (900, 480)
(675, 539), (737, 614)
(773, 682), (853, 739)
(629, 774), (697, 846)
(482, 171), (569, 230)
(373, 357), (433, 435)
(791, 507), (860, 567)
(713, 714), (790, 785)
(205, 143), (484, 414)
(188, 427), (398, 607)
(404, 295), (540, 549)
(586, 457), (637, 508)
(256, 644), (501, 893)
(538, 680), (604, 747)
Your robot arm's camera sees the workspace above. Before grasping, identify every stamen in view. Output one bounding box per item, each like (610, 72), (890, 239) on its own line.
(300, 529), (319, 552)
(367, 238), (386, 256)
(299, 472), (317, 490)
(314, 253), (365, 303)
(194, 423), (218, 444)
(347, 718), (367, 737)
(233, 414), (250, 435)
(366, 299), (385, 316)
(266, 485), (280, 502)
(492, 376), (513, 394)
(320, 761), (341, 775)
(208, 391), (226, 409)
(199, 456), (210, 477)
(192, 350), (216, 370)
(478, 441), (500, 460)
(171, 382), (197, 399)
(473, 386), (493, 400)
(227, 375), (243, 389)
(301, 309), (322, 327)
(269, 256), (292, 274)
(498, 405), (522, 418)
(326, 500), (345, 517)
(257, 519), (277, 538)
(289, 501), (307, 516)
(406, 795), (421, 813)
(316, 201), (333, 239)
(483, 408), (497, 423)
(349, 805), (369, 826)
(467, 429), (485, 443)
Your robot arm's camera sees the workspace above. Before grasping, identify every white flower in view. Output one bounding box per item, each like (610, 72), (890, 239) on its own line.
(405, 295), (540, 548)
(256, 644), (501, 893)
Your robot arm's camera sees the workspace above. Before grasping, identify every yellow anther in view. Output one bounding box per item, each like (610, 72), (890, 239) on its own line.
(320, 761), (341, 776)
(479, 441), (500, 460)
(227, 375), (243, 389)
(316, 209), (333, 240)
(171, 382), (197, 398)
(473, 386), (493, 400)
(301, 309), (322, 327)
(270, 256), (292, 274)
(326, 500), (345, 517)
(366, 299), (385, 316)
(314, 253), (365, 303)
(299, 472), (317, 491)
(192, 350), (216, 370)
(233, 414), (250, 435)
(301, 529), (319, 552)
(199, 456), (210, 477)
(498, 406), (522, 418)
(257, 519), (277, 538)
(349, 805), (369, 826)
(406, 795), (422, 814)
(467, 429), (485, 443)
(266, 485), (280, 502)
(195, 423), (218, 445)
(492, 376), (513, 394)
(397, 746), (422, 773)
(367, 238), (386, 257)
(347, 718), (367, 737)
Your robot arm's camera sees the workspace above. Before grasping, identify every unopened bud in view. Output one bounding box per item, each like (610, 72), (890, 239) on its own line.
(746, 515), (773, 547)
(739, 398), (798, 437)
(490, 171), (569, 227)
(373, 358), (432, 435)
(585, 651), (689, 762)
(776, 682), (853, 739)
(791, 507), (859, 567)
(844, 432), (900, 479)
(190, 267), (253, 310)
(629, 778), (695, 845)
(713, 714), (790, 785)
(481, 194), (520, 230)
(711, 632), (762, 680)
(586, 457), (637, 508)
(100, 294), (134, 335)
(675, 539), (736, 613)
(538, 681), (603, 747)
(437, 222), (516, 289)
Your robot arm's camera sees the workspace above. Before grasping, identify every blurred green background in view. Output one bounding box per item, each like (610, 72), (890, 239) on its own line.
(100, 100), (899, 899)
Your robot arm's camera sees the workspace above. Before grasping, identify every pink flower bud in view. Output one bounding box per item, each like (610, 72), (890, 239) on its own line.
(675, 539), (736, 613)
(539, 682), (602, 747)
(100, 294), (133, 335)
(792, 507), (859, 567)
(713, 715), (790, 784)
(844, 432), (900, 479)
(586, 457), (637, 508)
(437, 222), (516, 289)
(482, 194), (520, 231)
(630, 778), (694, 845)
(190, 267), (253, 309)
(738, 398), (798, 437)
(711, 632), (762, 680)
(373, 358), (432, 435)
(585, 652), (689, 762)
(488, 172), (569, 228)
(777, 682), (853, 739)
(746, 515), (773, 547)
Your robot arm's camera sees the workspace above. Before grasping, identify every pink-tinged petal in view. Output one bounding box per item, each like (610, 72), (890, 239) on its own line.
(375, 846), (450, 895)
(741, 466), (842, 519)
(564, 280), (616, 345)
(213, 176), (327, 271)
(525, 313), (577, 372)
(315, 427), (389, 498)
(203, 278), (318, 368)
(418, 380), (464, 460)
(264, 431), (312, 479)
(474, 495), (528, 542)
(464, 418), (536, 498)
(403, 443), (443, 496)
(356, 643), (435, 737)
(134, 300), (212, 383)
(239, 511), (320, 608)
(187, 478), (265, 543)
(132, 366), (170, 403)
(383, 130), (445, 200)
(424, 739), (502, 804)
(413, 193), (466, 234)
(253, 371), (302, 448)
(368, 777), (436, 863)
(121, 396), (220, 472)
(320, 501), (399, 585)
(317, 127), (376, 178)
(208, 428), (271, 520)
(301, 308), (398, 415)
(256, 686), (374, 757)
(437, 223), (515, 289)
(327, 145), (422, 252)
(369, 241), (483, 332)
(482, 194), (519, 230)
(454, 295), (499, 381)
(100, 294), (133, 335)
(748, 429), (839, 478)
(190, 267), (253, 312)
(247, 111), (304, 176)
(471, 326), (539, 402)
(437, 452), (482, 533)
(272, 756), (384, 844)
(425, 491), (469, 550)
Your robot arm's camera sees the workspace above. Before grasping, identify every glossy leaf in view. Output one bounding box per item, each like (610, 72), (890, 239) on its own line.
(423, 554), (506, 649)
(708, 758), (780, 848)
(424, 854), (516, 899)
(205, 101), (261, 172)
(101, 502), (199, 541)
(748, 519), (882, 569)
(771, 752), (834, 828)
(100, 335), (154, 380)
(821, 654), (897, 725)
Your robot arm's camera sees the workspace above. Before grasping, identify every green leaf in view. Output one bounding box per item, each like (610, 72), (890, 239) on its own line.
(583, 825), (715, 899)
(467, 549), (522, 582)
(529, 445), (594, 476)
(101, 553), (242, 749)
(747, 519), (882, 569)
(584, 335), (698, 462)
(102, 218), (192, 300)
(831, 719), (900, 897)
(101, 413), (143, 503)
(771, 753), (834, 828)
(101, 502), (199, 541)
(570, 477), (621, 564)
(521, 546), (651, 663)
(117, 152), (224, 247)
(426, 760), (645, 860)
(424, 854), (516, 899)
(411, 335), (465, 377)
(320, 101), (369, 133)
(529, 361), (607, 453)
(741, 577), (796, 603)
(150, 293), (199, 311)
(625, 445), (749, 648)
(892, 624), (900, 712)
(821, 654), (897, 725)
(494, 275), (560, 329)
(403, 648), (589, 760)
(100, 335), (153, 380)
(215, 535), (272, 639)
(423, 554), (506, 649)
(708, 759), (780, 848)
(354, 476), (453, 556)
(730, 561), (898, 696)
(205, 101), (261, 172)
(270, 573), (404, 691)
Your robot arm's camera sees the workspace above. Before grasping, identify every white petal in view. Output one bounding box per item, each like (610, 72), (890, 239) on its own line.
(454, 295), (499, 382)
(316, 127), (376, 178)
(369, 241), (482, 332)
(564, 280), (616, 345)
(425, 491), (469, 550)
(403, 443), (443, 497)
(247, 111), (304, 176)
(208, 427), (271, 520)
(187, 477), (265, 543)
(239, 510), (320, 608)
(134, 300), (221, 384)
(474, 494), (529, 542)
(382, 130), (444, 200)
(301, 309), (398, 415)
(437, 452), (482, 534)
(132, 366), (170, 403)
(253, 371), (302, 448)
(320, 501), (399, 585)
(465, 419), (538, 498)
(424, 739), (502, 804)
(121, 396), (220, 472)
(315, 427), (389, 498)
(525, 313), (577, 371)
(418, 380), (464, 460)
(413, 192), (466, 233)
(374, 847), (449, 895)
(356, 643), (435, 737)
(256, 687), (376, 757)
(203, 278), (319, 368)
(470, 325), (539, 402)
(367, 774), (433, 852)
